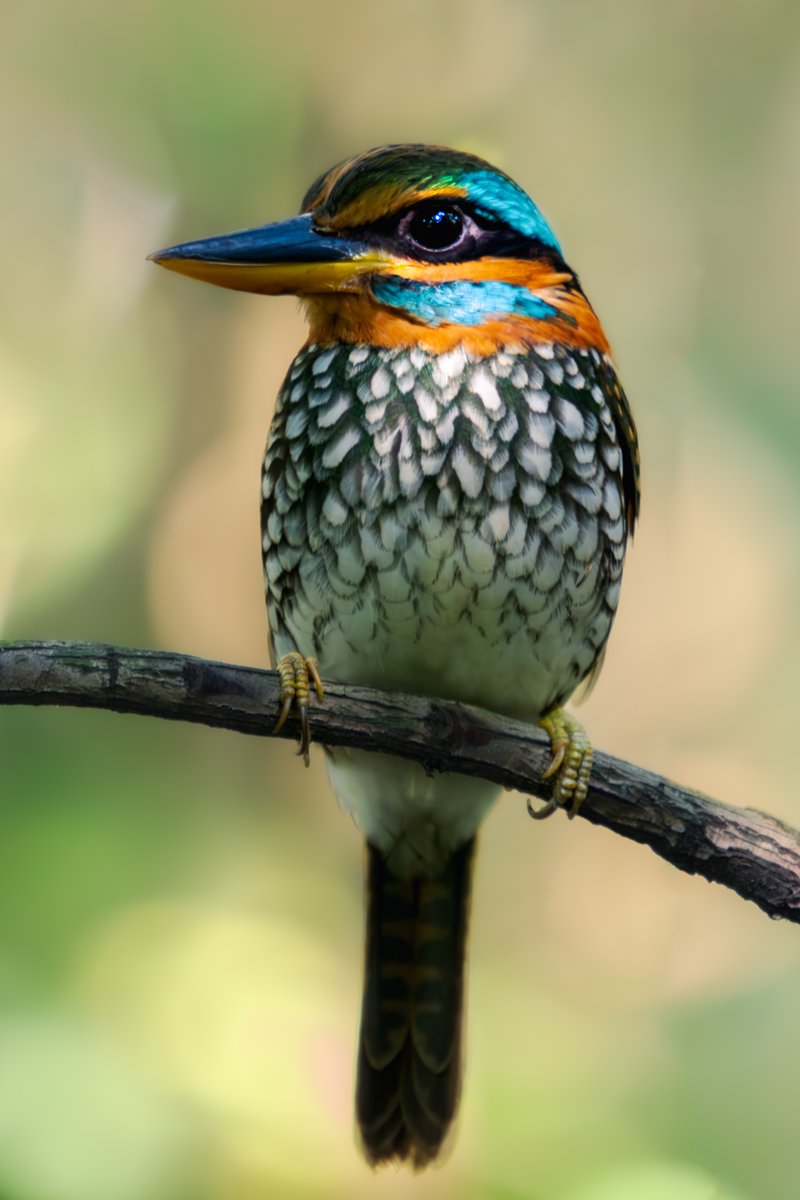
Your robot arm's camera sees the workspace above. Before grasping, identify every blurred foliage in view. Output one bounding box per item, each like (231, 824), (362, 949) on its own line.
(2, 1), (800, 1197)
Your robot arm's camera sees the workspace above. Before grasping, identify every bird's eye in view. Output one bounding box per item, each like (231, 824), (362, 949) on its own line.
(403, 205), (466, 252)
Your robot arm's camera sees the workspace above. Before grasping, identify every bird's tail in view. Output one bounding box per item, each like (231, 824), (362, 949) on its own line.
(356, 837), (475, 1168)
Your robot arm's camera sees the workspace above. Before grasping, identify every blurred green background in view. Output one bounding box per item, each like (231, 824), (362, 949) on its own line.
(2, 1), (800, 1197)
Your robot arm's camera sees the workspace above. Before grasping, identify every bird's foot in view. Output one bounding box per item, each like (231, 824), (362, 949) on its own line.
(274, 652), (324, 766)
(528, 707), (593, 820)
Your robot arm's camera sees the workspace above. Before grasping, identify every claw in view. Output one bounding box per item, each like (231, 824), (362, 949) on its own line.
(541, 742), (566, 781)
(530, 706), (593, 820)
(526, 795), (561, 821)
(274, 652), (324, 766)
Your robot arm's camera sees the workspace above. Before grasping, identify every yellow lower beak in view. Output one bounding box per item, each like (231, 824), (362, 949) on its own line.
(148, 213), (387, 296)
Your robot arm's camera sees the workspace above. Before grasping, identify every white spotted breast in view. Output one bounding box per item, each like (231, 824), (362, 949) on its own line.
(261, 341), (631, 722)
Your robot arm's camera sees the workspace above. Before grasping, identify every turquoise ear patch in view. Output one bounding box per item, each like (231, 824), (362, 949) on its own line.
(463, 171), (561, 251)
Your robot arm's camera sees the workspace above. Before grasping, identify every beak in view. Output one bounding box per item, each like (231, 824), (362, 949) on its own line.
(148, 213), (386, 295)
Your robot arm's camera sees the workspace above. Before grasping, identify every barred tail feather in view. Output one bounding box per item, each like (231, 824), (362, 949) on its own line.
(356, 838), (475, 1168)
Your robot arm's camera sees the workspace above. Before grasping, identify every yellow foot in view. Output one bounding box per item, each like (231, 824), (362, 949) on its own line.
(274, 652), (324, 766)
(529, 707), (593, 821)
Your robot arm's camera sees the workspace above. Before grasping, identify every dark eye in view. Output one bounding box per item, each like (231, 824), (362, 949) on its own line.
(404, 204), (466, 252)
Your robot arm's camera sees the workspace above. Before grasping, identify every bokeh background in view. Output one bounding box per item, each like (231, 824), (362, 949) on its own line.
(2, 2), (800, 1198)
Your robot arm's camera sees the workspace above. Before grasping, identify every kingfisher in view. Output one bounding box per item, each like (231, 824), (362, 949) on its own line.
(150, 144), (640, 1168)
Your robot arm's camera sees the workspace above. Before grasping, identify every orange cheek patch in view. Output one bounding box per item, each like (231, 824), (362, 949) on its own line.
(385, 258), (571, 289)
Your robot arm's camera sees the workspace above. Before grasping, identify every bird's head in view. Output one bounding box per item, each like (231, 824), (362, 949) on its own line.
(150, 144), (608, 355)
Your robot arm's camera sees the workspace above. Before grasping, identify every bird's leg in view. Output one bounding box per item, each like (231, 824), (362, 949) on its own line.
(529, 707), (593, 820)
(274, 651), (324, 766)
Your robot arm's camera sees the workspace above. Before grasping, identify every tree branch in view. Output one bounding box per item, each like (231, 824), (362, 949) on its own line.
(2, 639), (799, 925)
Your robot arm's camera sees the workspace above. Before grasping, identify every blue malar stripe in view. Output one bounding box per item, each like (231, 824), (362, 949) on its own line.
(372, 277), (558, 326)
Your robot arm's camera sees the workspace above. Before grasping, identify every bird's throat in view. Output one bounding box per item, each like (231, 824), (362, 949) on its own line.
(304, 283), (610, 356)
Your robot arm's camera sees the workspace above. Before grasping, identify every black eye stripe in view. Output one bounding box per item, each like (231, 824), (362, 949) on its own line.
(346, 200), (562, 265)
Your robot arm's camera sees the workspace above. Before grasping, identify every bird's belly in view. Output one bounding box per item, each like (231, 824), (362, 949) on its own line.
(274, 521), (613, 722)
(274, 524), (609, 877)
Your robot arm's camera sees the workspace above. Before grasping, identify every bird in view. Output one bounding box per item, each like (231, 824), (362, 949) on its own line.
(150, 143), (640, 1168)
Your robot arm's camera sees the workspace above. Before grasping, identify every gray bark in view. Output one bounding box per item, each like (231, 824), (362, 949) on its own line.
(1, 640), (798, 924)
